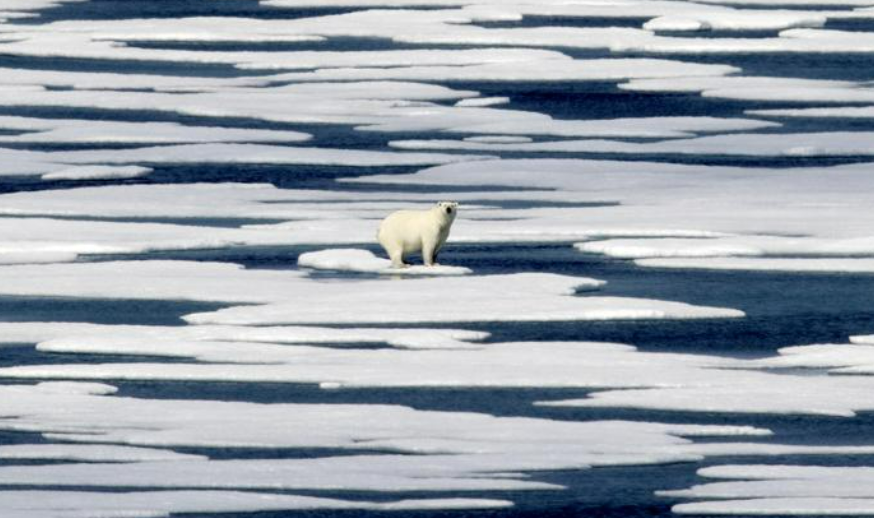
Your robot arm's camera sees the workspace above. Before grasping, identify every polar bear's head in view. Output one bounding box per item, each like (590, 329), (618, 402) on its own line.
(435, 201), (459, 219)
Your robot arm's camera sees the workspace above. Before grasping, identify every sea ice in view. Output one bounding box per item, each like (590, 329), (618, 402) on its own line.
(41, 165), (152, 181)
(298, 248), (472, 275)
(0, 117), (311, 145)
(0, 260), (746, 324)
(636, 257), (874, 273)
(664, 464), (874, 515)
(0, 490), (511, 518)
(0, 322), (488, 350)
(390, 131), (874, 157)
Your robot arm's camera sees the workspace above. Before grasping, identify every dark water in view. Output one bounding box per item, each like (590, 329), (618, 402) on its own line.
(0, 295), (227, 325)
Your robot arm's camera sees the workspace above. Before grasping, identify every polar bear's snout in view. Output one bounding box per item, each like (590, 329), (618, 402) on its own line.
(377, 201), (459, 268)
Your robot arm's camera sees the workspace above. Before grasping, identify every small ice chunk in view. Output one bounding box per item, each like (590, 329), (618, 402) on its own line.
(0, 444), (205, 463)
(455, 96), (510, 107)
(463, 135), (533, 144)
(41, 165), (152, 181)
(298, 248), (472, 275)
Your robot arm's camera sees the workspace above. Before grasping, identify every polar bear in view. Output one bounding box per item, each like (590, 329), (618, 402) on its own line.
(377, 201), (458, 268)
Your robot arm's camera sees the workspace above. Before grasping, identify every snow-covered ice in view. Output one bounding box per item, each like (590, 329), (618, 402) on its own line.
(636, 257), (874, 273)
(3, 0), (874, 515)
(665, 465), (874, 515)
(298, 248), (472, 275)
(0, 260), (744, 324)
(40, 165), (152, 181)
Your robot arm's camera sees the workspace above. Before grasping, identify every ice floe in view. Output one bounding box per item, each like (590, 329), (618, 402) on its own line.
(298, 248), (472, 275)
(56, 143), (490, 167)
(576, 237), (874, 272)
(0, 444), (205, 463)
(15, 333), (874, 417)
(0, 218), (335, 264)
(636, 257), (874, 273)
(0, 116), (311, 145)
(0, 490), (511, 518)
(621, 75), (874, 104)
(387, 116), (779, 139)
(0, 381), (800, 506)
(0, 339), (748, 385)
(0, 182), (584, 221)
(750, 105), (874, 119)
(665, 464), (874, 515)
(577, 236), (874, 259)
(0, 260), (744, 324)
(351, 158), (874, 244)
(541, 369), (874, 417)
(643, 11), (825, 32)
(40, 165), (152, 181)
(273, 58), (739, 83)
(0, 322), (488, 350)
(389, 131), (874, 157)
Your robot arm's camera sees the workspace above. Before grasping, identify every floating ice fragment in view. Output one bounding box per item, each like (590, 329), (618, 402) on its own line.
(455, 96), (510, 107)
(0, 489), (512, 518)
(41, 166), (152, 181)
(665, 464), (874, 515)
(0, 444), (205, 463)
(636, 257), (874, 273)
(298, 248), (472, 275)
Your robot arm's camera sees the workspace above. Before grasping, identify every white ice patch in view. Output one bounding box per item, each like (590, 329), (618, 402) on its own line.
(691, 0), (874, 5)
(0, 116), (311, 145)
(541, 369), (874, 417)
(298, 248), (472, 275)
(0, 260), (743, 324)
(750, 105), (874, 119)
(0, 382), (791, 504)
(577, 236), (874, 261)
(0, 444), (205, 463)
(0, 5), (841, 72)
(636, 257), (874, 273)
(643, 11), (825, 32)
(577, 238), (763, 259)
(0, 322), (488, 350)
(386, 116), (779, 140)
(0, 251), (79, 265)
(54, 143), (490, 167)
(621, 75), (874, 106)
(0, 80), (555, 138)
(0, 217), (359, 264)
(391, 131), (874, 157)
(349, 158), (874, 268)
(272, 58), (739, 83)
(41, 165), (152, 181)
(463, 135), (532, 143)
(455, 96), (510, 107)
(0, 490), (511, 518)
(0, 182), (593, 221)
(16, 331), (874, 418)
(664, 464), (874, 516)
(0, 340), (742, 386)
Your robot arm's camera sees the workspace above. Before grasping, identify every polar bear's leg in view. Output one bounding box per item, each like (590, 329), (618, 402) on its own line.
(422, 238), (438, 267)
(432, 229), (451, 266)
(387, 246), (407, 268)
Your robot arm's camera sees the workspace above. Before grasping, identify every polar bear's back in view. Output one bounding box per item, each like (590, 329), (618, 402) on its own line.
(378, 209), (434, 253)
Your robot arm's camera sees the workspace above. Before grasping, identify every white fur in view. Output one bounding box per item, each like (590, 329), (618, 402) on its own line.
(377, 202), (458, 268)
